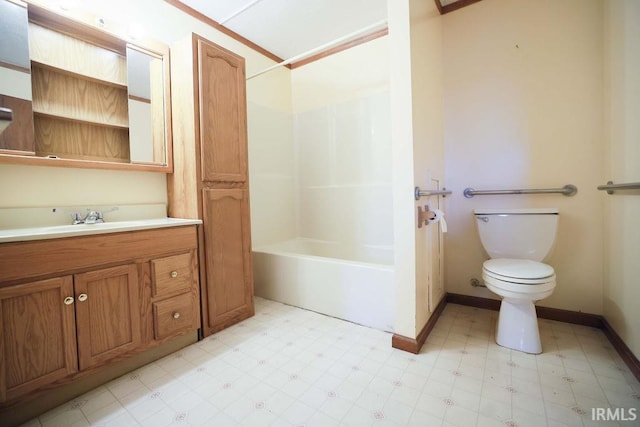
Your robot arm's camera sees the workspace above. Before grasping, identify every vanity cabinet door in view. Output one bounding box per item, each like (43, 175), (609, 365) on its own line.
(74, 264), (142, 370)
(0, 276), (78, 403)
(197, 39), (248, 183)
(201, 188), (254, 335)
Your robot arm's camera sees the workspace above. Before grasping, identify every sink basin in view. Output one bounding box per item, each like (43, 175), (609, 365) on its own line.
(0, 218), (202, 243)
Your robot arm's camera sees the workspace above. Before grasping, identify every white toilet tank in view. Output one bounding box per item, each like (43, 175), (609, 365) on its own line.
(473, 208), (559, 261)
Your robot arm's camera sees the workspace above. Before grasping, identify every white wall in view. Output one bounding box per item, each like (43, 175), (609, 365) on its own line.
(443, 0), (605, 315)
(247, 102), (295, 247)
(291, 38), (391, 254)
(246, 54), (294, 247)
(389, 0), (417, 338)
(603, 0), (640, 358)
(0, 0), (291, 233)
(389, 0), (444, 338)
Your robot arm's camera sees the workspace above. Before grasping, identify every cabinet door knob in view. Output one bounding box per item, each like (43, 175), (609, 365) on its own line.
(173, 312), (180, 319)
(78, 293), (88, 302)
(63, 296), (74, 305)
(170, 271), (178, 278)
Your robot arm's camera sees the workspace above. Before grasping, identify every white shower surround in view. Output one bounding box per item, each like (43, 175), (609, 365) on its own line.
(250, 86), (393, 332)
(295, 91), (393, 250)
(253, 238), (395, 332)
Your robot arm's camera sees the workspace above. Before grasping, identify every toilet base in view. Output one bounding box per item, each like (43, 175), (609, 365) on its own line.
(495, 298), (542, 354)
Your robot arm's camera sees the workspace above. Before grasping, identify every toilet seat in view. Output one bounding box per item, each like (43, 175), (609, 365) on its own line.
(482, 258), (556, 298)
(483, 258), (555, 285)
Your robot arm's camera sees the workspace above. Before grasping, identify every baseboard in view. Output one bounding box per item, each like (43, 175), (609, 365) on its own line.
(601, 317), (640, 382)
(391, 333), (420, 354)
(446, 293), (604, 327)
(446, 293), (500, 311)
(536, 305), (603, 328)
(392, 295), (447, 354)
(446, 292), (640, 382)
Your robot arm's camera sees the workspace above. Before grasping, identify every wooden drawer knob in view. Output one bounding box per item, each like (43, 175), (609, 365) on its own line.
(173, 312), (180, 319)
(170, 271), (178, 278)
(63, 296), (74, 305)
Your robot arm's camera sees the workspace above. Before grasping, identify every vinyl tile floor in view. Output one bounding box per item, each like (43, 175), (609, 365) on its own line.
(22, 297), (640, 427)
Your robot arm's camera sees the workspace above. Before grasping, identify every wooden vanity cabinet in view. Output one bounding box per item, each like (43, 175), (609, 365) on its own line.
(0, 225), (200, 405)
(74, 264), (141, 371)
(148, 252), (200, 341)
(0, 276), (77, 403)
(168, 34), (254, 337)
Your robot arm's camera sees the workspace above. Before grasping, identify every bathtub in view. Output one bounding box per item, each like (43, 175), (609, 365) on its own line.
(252, 238), (395, 332)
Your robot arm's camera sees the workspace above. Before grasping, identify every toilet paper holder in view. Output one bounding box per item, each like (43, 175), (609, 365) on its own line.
(417, 205), (447, 232)
(417, 205), (436, 228)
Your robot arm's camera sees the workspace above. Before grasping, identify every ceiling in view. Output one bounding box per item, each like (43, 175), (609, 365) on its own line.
(178, 0), (388, 61)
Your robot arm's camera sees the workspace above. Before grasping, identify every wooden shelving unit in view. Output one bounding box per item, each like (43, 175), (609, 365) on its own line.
(0, 0), (173, 172)
(28, 22), (130, 163)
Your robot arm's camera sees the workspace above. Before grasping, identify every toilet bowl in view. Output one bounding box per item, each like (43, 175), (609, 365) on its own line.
(483, 258), (555, 353)
(474, 209), (559, 354)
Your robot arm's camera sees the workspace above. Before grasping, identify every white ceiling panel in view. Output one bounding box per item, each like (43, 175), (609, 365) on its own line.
(178, 0), (387, 60)
(180, 0), (259, 23)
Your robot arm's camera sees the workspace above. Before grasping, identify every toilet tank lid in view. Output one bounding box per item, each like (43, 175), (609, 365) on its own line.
(473, 208), (559, 215)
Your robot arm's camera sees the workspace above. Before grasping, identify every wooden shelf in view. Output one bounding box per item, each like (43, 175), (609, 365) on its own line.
(31, 61), (127, 90)
(28, 23), (127, 87)
(31, 64), (129, 132)
(34, 115), (129, 163)
(33, 110), (129, 130)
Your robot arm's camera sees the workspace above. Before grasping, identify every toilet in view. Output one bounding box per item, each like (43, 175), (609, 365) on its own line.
(473, 208), (559, 354)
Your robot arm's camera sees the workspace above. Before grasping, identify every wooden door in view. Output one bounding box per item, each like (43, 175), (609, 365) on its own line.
(0, 276), (77, 402)
(197, 38), (248, 183)
(74, 264), (141, 370)
(201, 188), (254, 335)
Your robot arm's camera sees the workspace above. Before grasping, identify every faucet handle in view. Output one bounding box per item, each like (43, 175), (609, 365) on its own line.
(97, 206), (118, 223)
(52, 208), (85, 224)
(71, 212), (84, 224)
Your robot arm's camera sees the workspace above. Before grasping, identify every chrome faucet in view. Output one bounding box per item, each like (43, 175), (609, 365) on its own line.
(69, 209), (104, 224)
(83, 210), (102, 224)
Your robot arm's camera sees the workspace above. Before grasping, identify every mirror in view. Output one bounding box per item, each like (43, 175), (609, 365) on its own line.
(0, 1), (172, 172)
(126, 47), (167, 165)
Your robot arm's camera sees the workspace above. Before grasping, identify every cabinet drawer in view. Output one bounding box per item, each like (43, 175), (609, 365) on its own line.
(152, 293), (196, 340)
(151, 252), (193, 297)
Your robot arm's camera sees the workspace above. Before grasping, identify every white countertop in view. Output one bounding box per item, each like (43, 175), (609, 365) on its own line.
(0, 218), (202, 243)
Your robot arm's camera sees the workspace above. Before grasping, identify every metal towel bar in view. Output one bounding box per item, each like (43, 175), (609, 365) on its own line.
(463, 184), (577, 198)
(414, 187), (452, 200)
(597, 181), (640, 194)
